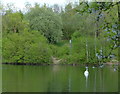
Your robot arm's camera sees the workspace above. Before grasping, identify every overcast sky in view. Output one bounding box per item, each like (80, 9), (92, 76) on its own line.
(1, 0), (79, 10)
(1, 0), (118, 11)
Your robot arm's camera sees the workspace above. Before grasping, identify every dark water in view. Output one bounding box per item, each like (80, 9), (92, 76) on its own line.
(2, 65), (118, 92)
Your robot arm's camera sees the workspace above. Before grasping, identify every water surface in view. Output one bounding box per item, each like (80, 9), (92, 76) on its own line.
(2, 65), (118, 92)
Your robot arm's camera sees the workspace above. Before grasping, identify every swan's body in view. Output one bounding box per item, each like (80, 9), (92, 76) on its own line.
(84, 69), (89, 77)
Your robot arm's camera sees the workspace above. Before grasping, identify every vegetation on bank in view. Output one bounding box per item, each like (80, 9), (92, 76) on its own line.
(1, 2), (120, 65)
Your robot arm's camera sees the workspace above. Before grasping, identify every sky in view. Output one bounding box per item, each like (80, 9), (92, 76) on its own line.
(1, 0), (118, 11)
(1, 0), (79, 10)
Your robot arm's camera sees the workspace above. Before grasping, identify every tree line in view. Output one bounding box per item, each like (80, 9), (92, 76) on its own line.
(1, 2), (120, 64)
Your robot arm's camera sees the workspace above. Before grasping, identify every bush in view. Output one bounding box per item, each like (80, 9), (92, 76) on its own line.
(2, 30), (52, 63)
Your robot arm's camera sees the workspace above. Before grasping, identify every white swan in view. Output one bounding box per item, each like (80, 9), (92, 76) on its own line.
(84, 68), (89, 77)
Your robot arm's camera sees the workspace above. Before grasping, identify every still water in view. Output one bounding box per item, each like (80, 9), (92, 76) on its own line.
(2, 65), (118, 92)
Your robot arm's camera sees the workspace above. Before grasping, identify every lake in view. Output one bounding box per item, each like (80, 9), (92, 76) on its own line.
(2, 64), (118, 92)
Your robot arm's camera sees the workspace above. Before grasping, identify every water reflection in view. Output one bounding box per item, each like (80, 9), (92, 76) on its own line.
(85, 73), (88, 89)
(68, 74), (71, 92)
(2, 65), (118, 92)
(94, 69), (96, 92)
(52, 65), (60, 72)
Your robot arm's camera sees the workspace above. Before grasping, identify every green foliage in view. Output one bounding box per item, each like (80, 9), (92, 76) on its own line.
(25, 4), (63, 44)
(2, 30), (52, 63)
(57, 45), (70, 58)
(61, 4), (83, 40)
(1, 2), (119, 64)
(2, 12), (29, 33)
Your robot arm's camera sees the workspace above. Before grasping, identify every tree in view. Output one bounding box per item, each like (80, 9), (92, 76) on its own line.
(76, 2), (119, 61)
(25, 4), (63, 44)
(2, 11), (29, 33)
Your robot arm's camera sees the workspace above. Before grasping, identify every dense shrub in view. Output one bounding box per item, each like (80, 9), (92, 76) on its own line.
(2, 30), (52, 63)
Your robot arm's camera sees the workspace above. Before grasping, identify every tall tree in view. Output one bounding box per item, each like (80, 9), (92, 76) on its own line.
(26, 4), (63, 44)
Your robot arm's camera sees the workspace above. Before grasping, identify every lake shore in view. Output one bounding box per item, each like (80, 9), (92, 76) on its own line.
(2, 62), (119, 67)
